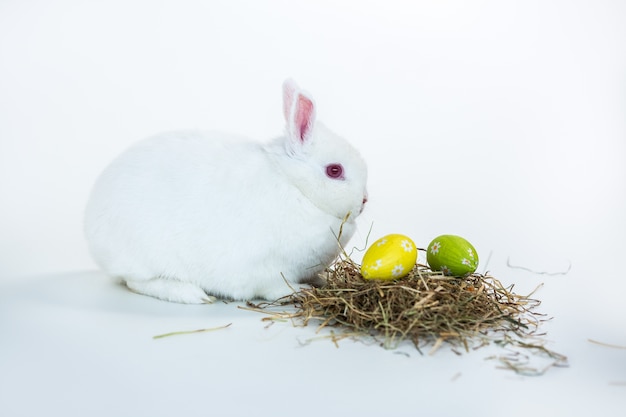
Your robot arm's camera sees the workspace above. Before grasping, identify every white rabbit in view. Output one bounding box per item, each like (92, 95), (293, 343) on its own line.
(84, 79), (368, 304)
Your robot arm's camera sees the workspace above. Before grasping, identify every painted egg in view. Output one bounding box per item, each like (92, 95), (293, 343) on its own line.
(427, 235), (479, 276)
(361, 234), (417, 280)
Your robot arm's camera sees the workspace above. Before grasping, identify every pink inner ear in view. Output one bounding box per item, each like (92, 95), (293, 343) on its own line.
(296, 95), (314, 142)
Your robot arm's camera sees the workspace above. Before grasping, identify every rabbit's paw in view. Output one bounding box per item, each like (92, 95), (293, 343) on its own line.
(125, 278), (216, 304)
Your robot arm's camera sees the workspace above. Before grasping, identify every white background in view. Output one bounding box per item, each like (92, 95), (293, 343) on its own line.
(1, 1), (625, 416)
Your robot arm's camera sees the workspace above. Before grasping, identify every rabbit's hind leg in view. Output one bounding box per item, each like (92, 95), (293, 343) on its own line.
(125, 277), (216, 304)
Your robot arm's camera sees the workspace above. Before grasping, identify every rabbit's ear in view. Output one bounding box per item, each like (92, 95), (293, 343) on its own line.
(283, 79), (316, 146)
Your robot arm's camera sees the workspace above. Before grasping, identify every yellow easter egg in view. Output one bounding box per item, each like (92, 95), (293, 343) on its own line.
(360, 234), (417, 280)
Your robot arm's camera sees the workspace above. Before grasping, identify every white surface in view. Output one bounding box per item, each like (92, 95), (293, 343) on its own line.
(1, 1), (625, 416)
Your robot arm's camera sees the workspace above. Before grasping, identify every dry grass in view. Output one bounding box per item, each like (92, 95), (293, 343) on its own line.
(245, 256), (568, 375)
(295, 260), (537, 349)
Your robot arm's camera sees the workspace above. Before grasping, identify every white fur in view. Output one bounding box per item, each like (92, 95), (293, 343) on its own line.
(84, 80), (368, 303)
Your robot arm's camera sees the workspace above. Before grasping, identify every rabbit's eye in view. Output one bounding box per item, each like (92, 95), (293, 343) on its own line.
(326, 163), (344, 180)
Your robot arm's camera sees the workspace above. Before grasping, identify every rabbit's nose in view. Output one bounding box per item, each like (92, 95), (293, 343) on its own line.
(359, 193), (368, 214)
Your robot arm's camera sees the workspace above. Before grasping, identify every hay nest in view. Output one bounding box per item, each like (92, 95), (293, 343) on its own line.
(294, 260), (538, 350)
(247, 256), (568, 374)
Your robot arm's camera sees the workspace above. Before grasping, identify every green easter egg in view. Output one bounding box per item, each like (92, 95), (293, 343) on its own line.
(427, 235), (479, 276)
